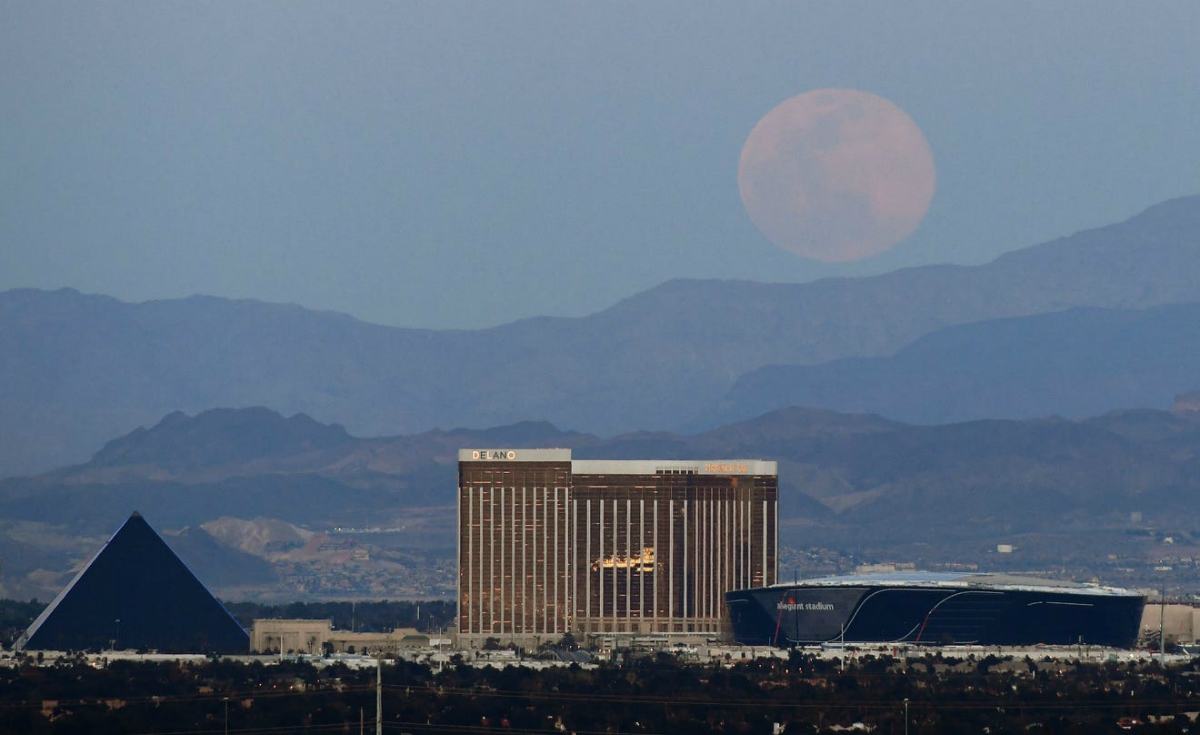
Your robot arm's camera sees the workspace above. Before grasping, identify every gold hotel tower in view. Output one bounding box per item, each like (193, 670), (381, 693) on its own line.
(457, 448), (777, 646)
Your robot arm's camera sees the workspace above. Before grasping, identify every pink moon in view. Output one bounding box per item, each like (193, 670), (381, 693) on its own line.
(738, 89), (936, 262)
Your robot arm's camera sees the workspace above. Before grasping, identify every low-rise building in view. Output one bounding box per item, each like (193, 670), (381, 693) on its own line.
(250, 619), (428, 654)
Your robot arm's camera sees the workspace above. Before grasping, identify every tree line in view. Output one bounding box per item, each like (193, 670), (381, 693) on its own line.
(2, 651), (1199, 733)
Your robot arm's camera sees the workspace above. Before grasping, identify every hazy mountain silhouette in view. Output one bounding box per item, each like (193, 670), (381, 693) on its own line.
(721, 301), (1200, 425)
(91, 407), (354, 474)
(0, 407), (593, 532)
(5, 404), (1199, 536)
(4, 404), (1200, 597)
(160, 525), (278, 589)
(2, 195), (1197, 476)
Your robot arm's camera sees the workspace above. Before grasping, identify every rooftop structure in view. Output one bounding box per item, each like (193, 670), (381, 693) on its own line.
(457, 449), (778, 477)
(775, 571), (1136, 597)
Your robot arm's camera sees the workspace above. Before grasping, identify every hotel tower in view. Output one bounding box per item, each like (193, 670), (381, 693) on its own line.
(457, 448), (777, 646)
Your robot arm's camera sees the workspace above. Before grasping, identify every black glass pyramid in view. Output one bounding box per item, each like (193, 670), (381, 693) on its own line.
(18, 512), (249, 653)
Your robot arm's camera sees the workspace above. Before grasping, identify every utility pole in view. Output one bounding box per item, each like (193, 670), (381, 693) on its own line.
(375, 657), (383, 735)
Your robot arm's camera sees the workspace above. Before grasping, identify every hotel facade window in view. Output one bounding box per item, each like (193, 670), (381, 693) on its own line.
(457, 449), (777, 645)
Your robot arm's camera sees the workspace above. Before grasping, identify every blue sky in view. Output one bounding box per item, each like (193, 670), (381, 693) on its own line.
(2, 2), (1197, 328)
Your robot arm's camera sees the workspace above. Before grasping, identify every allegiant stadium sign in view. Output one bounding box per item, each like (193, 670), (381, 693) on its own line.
(777, 601), (835, 612)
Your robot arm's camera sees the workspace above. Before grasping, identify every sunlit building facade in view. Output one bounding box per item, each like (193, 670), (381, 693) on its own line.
(457, 449), (777, 645)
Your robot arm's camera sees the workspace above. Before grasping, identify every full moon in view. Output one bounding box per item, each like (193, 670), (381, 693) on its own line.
(738, 89), (936, 262)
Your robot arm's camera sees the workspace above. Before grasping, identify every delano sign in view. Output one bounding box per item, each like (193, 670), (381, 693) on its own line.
(470, 450), (518, 460)
(457, 448), (572, 463)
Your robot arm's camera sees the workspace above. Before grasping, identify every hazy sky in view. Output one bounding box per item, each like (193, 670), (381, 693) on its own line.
(2, 2), (1197, 328)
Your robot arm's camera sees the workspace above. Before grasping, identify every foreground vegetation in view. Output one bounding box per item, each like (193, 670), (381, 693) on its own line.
(2, 652), (1199, 734)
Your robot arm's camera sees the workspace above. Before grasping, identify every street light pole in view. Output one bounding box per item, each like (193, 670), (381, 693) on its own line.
(223, 697), (229, 735)
(375, 658), (383, 735)
(904, 698), (909, 735)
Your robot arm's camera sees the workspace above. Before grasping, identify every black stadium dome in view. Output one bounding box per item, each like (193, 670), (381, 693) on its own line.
(726, 572), (1144, 648)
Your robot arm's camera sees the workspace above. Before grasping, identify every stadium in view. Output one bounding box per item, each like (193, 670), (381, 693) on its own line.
(725, 572), (1145, 648)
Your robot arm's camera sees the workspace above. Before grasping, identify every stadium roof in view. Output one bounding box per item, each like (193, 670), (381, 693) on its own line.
(17, 512), (249, 653)
(771, 571), (1138, 598)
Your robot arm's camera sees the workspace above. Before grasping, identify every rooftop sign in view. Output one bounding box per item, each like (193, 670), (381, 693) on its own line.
(456, 449), (776, 475)
(571, 459), (777, 476)
(457, 448), (572, 462)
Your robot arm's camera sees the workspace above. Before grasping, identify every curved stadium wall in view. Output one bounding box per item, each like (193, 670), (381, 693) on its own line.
(726, 572), (1144, 648)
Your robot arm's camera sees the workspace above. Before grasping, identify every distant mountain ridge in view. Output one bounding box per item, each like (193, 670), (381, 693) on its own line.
(8, 403), (1200, 533)
(91, 407), (354, 473)
(5, 404), (1200, 600)
(721, 301), (1200, 425)
(1, 195), (1198, 476)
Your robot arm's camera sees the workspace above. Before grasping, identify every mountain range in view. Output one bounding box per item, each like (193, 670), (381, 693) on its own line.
(2, 195), (1198, 477)
(721, 301), (1200, 425)
(3, 403), (1200, 599)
